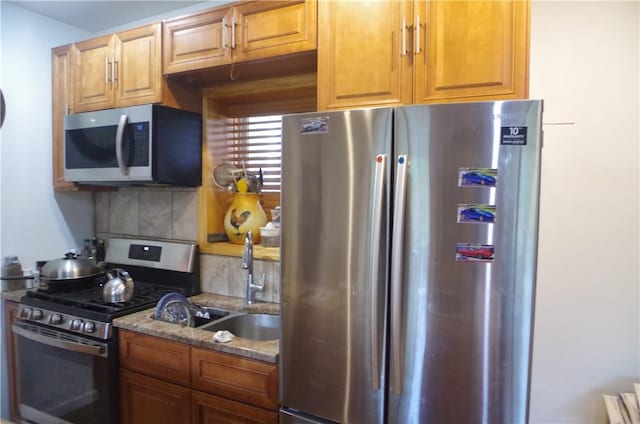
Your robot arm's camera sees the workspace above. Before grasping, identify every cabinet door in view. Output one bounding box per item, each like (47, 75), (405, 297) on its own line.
(4, 300), (20, 422)
(115, 23), (163, 107)
(164, 8), (232, 75)
(192, 391), (278, 424)
(414, 0), (530, 103)
(232, 0), (317, 61)
(52, 45), (77, 191)
(72, 34), (115, 113)
(119, 329), (191, 386)
(120, 369), (191, 424)
(191, 347), (278, 410)
(317, 0), (412, 110)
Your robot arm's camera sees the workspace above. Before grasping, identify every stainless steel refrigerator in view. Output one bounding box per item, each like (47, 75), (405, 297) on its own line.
(279, 100), (543, 423)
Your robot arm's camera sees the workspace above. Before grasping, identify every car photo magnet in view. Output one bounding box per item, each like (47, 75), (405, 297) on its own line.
(300, 117), (328, 134)
(458, 168), (497, 187)
(457, 204), (496, 224)
(455, 243), (495, 262)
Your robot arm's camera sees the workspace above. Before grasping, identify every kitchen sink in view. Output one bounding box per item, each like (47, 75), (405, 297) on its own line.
(191, 307), (232, 328)
(199, 313), (280, 341)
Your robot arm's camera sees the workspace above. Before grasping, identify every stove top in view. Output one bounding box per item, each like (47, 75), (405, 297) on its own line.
(17, 237), (200, 340)
(22, 281), (186, 322)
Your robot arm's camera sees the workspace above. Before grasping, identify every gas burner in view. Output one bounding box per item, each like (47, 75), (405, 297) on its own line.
(18, 237), (200, 339)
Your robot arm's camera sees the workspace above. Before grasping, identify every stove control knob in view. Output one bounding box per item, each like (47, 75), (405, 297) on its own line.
(83, 322), (95, 333)
(21, 307), (33, 319)
(49, 314), (63, 325)
(31, 309), (43, 320)
(70, 319), (83, 331)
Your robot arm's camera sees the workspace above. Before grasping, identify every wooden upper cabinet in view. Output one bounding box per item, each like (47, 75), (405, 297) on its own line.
(163, 0), (317, 75)
(52, 45), (77, 191)
(73, 23), (163, 113)
(163, 8), (230, 75)
(72, 34), (115, 112)
(318, 0), (530, 110)
(317, 0), (412, 110)
(114, 24), (163, 106)
(414, 0), (530, 103)
(232, 0), (316, 61)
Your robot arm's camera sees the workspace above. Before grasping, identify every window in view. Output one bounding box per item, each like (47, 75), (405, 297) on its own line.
(208, 115), (282, 193)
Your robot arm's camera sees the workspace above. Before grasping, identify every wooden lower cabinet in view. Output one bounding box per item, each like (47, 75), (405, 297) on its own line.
(192, 391), (278, 424)
(3, 300), (20, 422)
(118, 330), (278, 424)
(120, 369), (192, 424)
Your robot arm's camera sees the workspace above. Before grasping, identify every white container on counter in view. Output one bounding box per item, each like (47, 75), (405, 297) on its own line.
(260, 225), (280, 247)
(1, 256), (25, 291)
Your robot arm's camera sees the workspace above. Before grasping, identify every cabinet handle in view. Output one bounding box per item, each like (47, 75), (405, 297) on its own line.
(401, 17), (407, 56)
(231, 14), (236, 49)
(222, 17), (227, 49)
(105, 57), (110, 84)
(415, 15), (422, 54)
(112, 58), (117, 84)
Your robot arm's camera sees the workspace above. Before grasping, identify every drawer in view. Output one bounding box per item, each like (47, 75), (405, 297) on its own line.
(119, 330), (190, 386)
(191, 347), (278, 410)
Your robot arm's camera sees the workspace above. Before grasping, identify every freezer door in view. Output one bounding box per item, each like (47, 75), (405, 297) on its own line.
(280, 108), (392, 424)
(389, 100), (543, 423)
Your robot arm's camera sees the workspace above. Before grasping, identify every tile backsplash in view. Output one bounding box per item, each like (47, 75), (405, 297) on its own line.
(95, 188), (280, 303)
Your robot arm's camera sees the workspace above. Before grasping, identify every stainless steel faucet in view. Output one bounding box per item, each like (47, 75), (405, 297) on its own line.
(242, 231), (264, 304)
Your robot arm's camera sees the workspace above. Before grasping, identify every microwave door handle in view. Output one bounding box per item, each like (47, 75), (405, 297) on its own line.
(115, 114), (129, 176)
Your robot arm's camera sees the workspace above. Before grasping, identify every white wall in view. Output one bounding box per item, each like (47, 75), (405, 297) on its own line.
(0, 3), (93, 269)
(529, 1), (639, 423)
(0, 4), (95, 418)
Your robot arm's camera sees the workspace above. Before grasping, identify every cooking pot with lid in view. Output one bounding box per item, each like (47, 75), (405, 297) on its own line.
(40, 252), (103, 290)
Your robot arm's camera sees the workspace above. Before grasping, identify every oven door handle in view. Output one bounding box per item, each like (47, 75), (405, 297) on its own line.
(12, 323), (107, 358)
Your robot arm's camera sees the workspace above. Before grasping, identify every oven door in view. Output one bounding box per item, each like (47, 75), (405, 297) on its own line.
(12, 321), (118, 424)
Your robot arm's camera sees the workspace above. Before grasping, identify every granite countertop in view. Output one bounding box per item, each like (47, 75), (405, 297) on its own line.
(1, 289), (27, 302)
(2, 289), (280, 363)
(113, 293), (280, 363)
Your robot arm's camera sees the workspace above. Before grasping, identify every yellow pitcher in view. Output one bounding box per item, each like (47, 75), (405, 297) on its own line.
(223, 179), (267, 244)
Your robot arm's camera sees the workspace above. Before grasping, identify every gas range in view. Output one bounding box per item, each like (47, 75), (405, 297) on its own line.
(17, 237), (200, 340)
(13, 237), (200, 424)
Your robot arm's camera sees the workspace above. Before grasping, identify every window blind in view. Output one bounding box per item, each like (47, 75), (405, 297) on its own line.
(208, 115), (282, 193)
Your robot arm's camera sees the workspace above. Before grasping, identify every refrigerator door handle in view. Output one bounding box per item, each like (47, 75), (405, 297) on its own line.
(370, 154), (386, 390)
(390, 154), (408, 394)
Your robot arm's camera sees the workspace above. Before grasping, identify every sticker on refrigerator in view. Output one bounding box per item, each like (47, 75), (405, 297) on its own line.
(458, 168), (497, 187)
(455, 243), (495, 262)
(457, 204), (496, 224)
(501, 126), (527, 145)
(300, 117), (328, 134)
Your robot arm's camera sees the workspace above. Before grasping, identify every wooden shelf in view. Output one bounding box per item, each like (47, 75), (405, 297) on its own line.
(204, 242), (280, 261)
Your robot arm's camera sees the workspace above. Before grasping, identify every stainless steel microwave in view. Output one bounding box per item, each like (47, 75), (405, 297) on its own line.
(64, 104), (202, 186)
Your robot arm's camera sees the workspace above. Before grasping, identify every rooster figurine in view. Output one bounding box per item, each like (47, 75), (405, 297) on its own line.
(229, 208), (251, 235)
